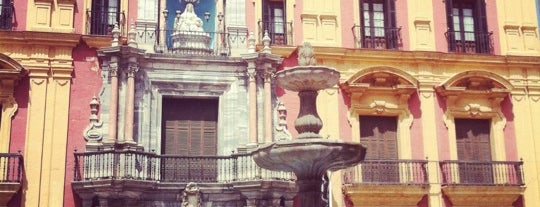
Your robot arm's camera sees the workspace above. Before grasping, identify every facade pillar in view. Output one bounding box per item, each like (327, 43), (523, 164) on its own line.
(248, 67), (258, 145)
(419, 86), (443, 207)
(263, 71), (273, 143)
(123, 59), (138, 144)
(105, 57), (119, 144)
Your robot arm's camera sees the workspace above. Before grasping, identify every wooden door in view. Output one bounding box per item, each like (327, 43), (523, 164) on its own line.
(360, 116), (399, 183)
(455, 118), (493, 184)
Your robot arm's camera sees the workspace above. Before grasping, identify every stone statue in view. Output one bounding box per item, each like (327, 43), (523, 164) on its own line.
(175, 3), (204, 32)
(181, 182), (202, 207)
(297, 42), (317, 66)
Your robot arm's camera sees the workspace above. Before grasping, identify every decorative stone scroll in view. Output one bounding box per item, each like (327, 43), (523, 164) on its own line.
(83, 96), (103, 143)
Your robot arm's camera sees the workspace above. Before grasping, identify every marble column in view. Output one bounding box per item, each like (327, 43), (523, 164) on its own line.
(263, 71), (273, 143)
(124, 60), (138, 144)
(105, 57), (119, 144)
(248, 68), (258, 145)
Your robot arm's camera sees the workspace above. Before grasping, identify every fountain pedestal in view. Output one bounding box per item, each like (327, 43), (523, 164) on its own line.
(252, 45), (367, 207)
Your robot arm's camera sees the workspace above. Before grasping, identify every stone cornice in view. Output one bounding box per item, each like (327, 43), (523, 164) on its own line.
(307, 47), (540, 69)
(81, 35), (114, 49)
(0, 31), (80, 47)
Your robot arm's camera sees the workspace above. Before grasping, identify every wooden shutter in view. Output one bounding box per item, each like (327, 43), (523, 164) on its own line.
(162, 98), (218, 156)
(385, 0), (396, 28)
(475, 0), (489, 53)
(360, 116), (398, 159)
(455, 119), (491, 161)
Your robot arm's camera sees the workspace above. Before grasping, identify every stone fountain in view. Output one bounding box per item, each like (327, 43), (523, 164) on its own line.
(252, 43), (367, 207)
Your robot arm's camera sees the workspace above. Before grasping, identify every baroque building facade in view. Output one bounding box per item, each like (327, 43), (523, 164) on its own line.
(0, 0), (540, 207)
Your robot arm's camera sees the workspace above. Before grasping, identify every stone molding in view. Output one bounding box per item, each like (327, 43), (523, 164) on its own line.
(442, 186), (524, 207)
(343, 184), (428, 207)
(341, 66), (418, 159)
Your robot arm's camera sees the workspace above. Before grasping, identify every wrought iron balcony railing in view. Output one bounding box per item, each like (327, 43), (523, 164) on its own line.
(440, 160), (524, 186)
(257, 20), (293, 46)
(0, 153), (22, 183)
(445, 30), (493, 54)
(342, 159), (428, 185)
(73, 149), (293, 182)
(0, 2), (14, 30)
(86, 10), (125, 36)
(352, 25), (402, 49)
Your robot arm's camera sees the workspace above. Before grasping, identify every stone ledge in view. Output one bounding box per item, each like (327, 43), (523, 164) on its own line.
(442, 185), (524, 207)
(343, 184), (428, 206)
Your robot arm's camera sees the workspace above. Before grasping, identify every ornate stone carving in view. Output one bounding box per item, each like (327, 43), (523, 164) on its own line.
(181, 182), (201, 207)
(274, 100), (292, 141)
(83, 96), (103, 143)
(127, 63), (139, 78)
(297, 42), (316, 66)
(247, 31), (256, 53)
(109, 62), (118, 77)
(261, 30), (271, 54)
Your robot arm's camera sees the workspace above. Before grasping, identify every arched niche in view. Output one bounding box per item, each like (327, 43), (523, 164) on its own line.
(435, 70), (513, 161)
(341, 66), (418, 159)
(0, 53), (26, 153)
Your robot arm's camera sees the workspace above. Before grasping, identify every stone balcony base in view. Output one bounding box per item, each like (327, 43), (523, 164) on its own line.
(343, 184), (428, 207)
(0, 183), (21, 206)
(442, 185), (524, 207)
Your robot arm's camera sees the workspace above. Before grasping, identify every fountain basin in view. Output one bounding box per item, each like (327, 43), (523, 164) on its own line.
(253, 139), (366, 179)
(275, 66), (340, 92)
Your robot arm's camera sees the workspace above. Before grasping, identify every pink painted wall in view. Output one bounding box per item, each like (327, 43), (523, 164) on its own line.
(395, 0), (410, 50)
(73, 0), (85, 34)
(408, 92), (424, 159)
(128, 0), (138, 32)
(277, 51), (300, 138)
(432, 0), (448, 52)
(501, 95), (518, 161)
(485, 1), (501, 55)
(13, 0), (27, 30)
(435, 93), (450, 161)
(340, 0), (355, 48)
(245, 0), (256, 37)
(7, 77), (29, 207)
(63, 43), (103, 207)
(338, 89), (351, 142)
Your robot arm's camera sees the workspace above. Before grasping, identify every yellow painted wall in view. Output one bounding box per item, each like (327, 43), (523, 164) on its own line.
(496, 0), (540, 56)
(0, 32), (78, 207)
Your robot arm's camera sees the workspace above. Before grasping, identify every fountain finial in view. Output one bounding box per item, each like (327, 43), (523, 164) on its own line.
(297, 42), (316, 66)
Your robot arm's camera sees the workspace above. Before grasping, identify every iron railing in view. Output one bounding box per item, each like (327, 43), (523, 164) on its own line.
(0, 1), (14, 30)
(445, 30), (493, 54)
(0, 153), (22, 183)
(352, 25), (402, 49)
(73, 149), (293, 182)
(258, 21), (293, 46)
(440, 160), (524, 186)
(342, 159), (428, 185)
(86, 10), (125, 35)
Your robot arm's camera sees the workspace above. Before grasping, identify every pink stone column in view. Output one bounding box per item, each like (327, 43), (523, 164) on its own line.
(263, 71), (273, 143)
(106, 60), (119, 143)
(248, 70), (258, 144)
(124, 62), (138, 144)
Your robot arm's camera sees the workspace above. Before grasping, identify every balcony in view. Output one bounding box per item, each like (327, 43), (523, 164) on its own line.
(445, 30), (493, 54)
(0, 153), (23, 206)
(86, 10), (125, 36)
(149, 29), (232, 56)
(258, 21), (293, 46)
(72, 149), (297, 205)
(0, 2), (13, 30)
(440, 160), (525, 207)
(342, 160), (428, 206)
(352, 25), (402, 49)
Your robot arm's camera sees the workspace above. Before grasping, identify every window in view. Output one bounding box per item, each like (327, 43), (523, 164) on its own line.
(89, 0), (121, 35)
(455, 118), (493, 184)
(261, 0), (288, 45)
(360, 116), (399, 183)
(161, 98), (218, 181)
(0, 0), (13, 30)
(359, 0), (399, 49)
(445, 0), (491, 53)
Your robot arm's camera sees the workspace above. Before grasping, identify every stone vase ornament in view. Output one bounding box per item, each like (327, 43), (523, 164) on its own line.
(252, 42), (367, 207)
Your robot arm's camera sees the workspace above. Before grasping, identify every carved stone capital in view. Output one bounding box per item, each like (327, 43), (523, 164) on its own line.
(127, 63), (139, 78)
(109, 62), (119, 77)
